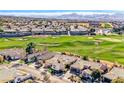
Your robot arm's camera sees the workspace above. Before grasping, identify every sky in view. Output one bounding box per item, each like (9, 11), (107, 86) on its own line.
(0, 10), (119, 13)
(0, 0), (124, 10)
(0, 0), (124, 16)
(0, 10), (123, 16)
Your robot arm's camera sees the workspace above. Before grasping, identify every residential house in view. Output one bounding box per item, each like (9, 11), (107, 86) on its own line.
(45, 54), (65, 76)
(44, 53), (78, 76)
(0, 49), (25, 61)
(89, 21), (100, 28)
(57, 54), (77, 67)
(25, 51), (55, 63)
(51, 62), (65, 76)
(70, 60), (108, 76)
(0, 67), (17, 83)
(70, 60), (84, 75)
(81, 69), (93, 82)
(44, 54), (61, 68)
(84, 61), (108, 73)
(102, 67), (124, 83)
(67, 22), (89, 28)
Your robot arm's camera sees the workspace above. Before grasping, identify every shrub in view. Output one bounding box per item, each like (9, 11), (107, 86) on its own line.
(83, 56), (89, 61)
(96, 59), (100, 63)
(0, 28), (3, 32)
(91, 69), (101, 80)
(26, 42), (36, 54)
(0, 55), (4, 63)
(112, 78), (124, 83)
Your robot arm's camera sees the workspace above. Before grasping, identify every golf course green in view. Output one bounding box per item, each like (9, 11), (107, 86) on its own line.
(0, 35), (124, 65)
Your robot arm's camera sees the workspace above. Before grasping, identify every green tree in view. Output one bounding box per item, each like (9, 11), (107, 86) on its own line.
(0, 28), (3, 32)
(121, 26), (124, 30)
(26, 42), (35, 54)
(89, 28), (96, 35)
(91, 69), (101, 80)
(83, 56), (89, 61)
(113, 28), (122, 35)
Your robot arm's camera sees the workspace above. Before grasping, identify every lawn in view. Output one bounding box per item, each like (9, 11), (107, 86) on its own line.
(0, 35), (124, 65)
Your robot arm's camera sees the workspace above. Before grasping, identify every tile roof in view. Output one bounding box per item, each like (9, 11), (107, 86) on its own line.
(103, 67), (124, 80)
(0, 48), (25, 58)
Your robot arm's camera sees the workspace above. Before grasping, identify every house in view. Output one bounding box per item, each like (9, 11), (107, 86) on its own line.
(102, 67), (124, 83)
(70, 60), (108, 75)
(57, 54), (77, 66)
(67, 22), (89, 28)
(102, 29), (112, 35)
(95, 28), (112, 35)
(45, 53), (77, 68)
(81, 69), (93, 82)
(70, 60), (84, 75)
(51, 62), (65, 76)
(84, 61), (108, 73)
(95, 29), (103, 35)
(0, 48), (25, 61)
(45, 53), (78, 76)
(0, 67), (17, 83)
(44, 54), (61, 68)
(24, 51), (55, 63)
(89, 21), (100, 28)
(44, 54), (65, 76)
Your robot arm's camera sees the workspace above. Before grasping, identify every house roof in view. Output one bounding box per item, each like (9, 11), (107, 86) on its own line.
(103, 67), (124, 80)
(71, 60), (85, 70)
(57, 54), (77, 65)
(85, 61), (104, 70)
(27, 51), (56, 61)
(45, 54), (65, 70)
(52, 62), (65, 71)
(82, 69), (92, 75)
(0, 67), (17, 83)
(71, 60), (103, 70)
(45, 54), (61, 64)
(45, 53), (80, 71)
(0, 48), (25, 58)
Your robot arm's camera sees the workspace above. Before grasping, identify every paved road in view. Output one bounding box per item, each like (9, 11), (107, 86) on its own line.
(17, 65), (42, 80)
(17, 65), (71, 83)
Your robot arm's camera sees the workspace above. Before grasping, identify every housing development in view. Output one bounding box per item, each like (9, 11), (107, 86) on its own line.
(0, 12), (124, 83)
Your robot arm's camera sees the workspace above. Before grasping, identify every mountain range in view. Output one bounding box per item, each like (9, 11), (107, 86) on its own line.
(1, 11), (124, 21)
(21, 13), (124, 21)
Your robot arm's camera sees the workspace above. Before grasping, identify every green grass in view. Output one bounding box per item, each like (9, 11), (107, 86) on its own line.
(0, 35), (124, 65)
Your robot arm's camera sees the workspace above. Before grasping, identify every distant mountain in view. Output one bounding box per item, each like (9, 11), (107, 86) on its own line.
(52, 13), (124, 21)
(1, 12), (124, 21)
(55, 13), (83, 19)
